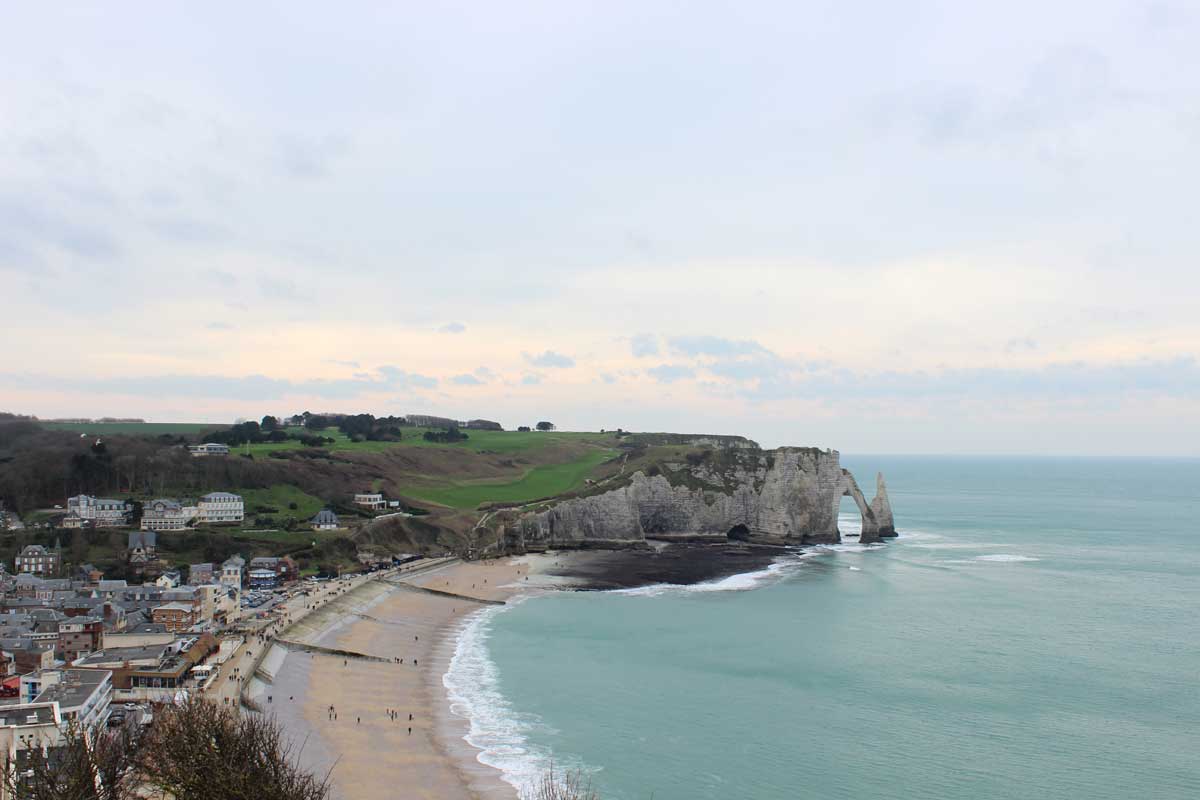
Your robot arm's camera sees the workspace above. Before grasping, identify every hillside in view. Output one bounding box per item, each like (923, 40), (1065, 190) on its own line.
(0, 415), (641, 575)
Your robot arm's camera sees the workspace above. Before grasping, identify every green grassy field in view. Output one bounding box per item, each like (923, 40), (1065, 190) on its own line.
(400, 447), (615, 509)
(42, 422), (224, 436)
(236, 484), (327, 520)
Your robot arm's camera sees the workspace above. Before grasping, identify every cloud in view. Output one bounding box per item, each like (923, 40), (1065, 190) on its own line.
(739, 358), (1200, 403)
(324, 359), (361, 369)
(473, 366), (496, 381)
(524, 350), (575, 368)
(1004, 337), (1039, 353)
(376, 365), (437, 390)
(521, 373), (542, 385)
(439, 322), (467, 334)
(646, 364), (696, 383)
(1, 364), (440, 402)
(274, 133), (351, 179)
(668, 336), (771, 358)
(451, 373), (484, 386)
(204, 322), (234, 331)
(630, 333), (659, 358)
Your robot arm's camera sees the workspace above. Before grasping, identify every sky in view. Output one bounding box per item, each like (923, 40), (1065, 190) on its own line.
(2, 1), (1198, 455)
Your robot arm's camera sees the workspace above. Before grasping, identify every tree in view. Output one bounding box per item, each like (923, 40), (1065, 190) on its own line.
(260, 415), (279, 431)
(137, 698), (331, 800)
(536, 421), (555, 431)
(523, 765), (598, 800)
(517, 426), (531, 432)
(4, 720), (137, 800)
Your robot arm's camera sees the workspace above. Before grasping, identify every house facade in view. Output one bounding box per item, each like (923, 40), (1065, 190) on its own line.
(151, 602), (197, 633)
(14, 546), (59, 577)
(188, 443), (230, 457)
(311, 509), (339, 530)
(65, 495), (131, 528)
(141, 499), (197, 531)
(353, 493), (386, 510)
(127, 531), (157, 564)
(197, 492), (244, 524)
(220, 556), (244, 589)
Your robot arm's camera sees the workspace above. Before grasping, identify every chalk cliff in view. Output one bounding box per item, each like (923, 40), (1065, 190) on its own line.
(505, 447), (896, 550)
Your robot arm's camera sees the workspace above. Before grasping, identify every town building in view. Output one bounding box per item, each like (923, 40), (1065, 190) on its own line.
(155, 570), (181, 589)
(14, 545), (59, 577)
(151, 602), (197, 633)
(188, 443), (230, 457)
(220, 556), (244, 589)
(64, 495), (131, 528)
(0, 702), (65, 794)
(56, 617), (104, 662)
(141, 499), (197, 531)
(311, 509), (339, 530)
(197, 492), (244, 524)
(21, 669), (112, 728)
(73, 634), (217, 703)
(188, 563), (215, 586)
(353, 493), (386, 510)
(127, 530), (157, 564)
(249, 556), (298, 585)
(247, 568), (277, 589)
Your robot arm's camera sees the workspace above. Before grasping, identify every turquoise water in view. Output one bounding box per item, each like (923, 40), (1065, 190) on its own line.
(449, 457), (1200, 799)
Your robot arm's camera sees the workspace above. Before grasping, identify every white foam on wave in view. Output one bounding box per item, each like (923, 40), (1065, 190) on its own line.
(974, 554), (1040, 563)
(443, 601), (570, 795)
(609, 553), (818, 598)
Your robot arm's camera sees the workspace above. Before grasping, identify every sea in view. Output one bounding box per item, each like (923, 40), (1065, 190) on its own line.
(443, 456), (1200, 799)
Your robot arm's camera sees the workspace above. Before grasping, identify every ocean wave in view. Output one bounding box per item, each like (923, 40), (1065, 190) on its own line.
(609, 553), (817, 598)
(443, 603), (587, 795)
(974, 554), (1040, 563)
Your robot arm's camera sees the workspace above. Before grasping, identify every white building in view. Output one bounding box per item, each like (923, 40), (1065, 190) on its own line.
(21, 669), (112, 729)
(311, 509), (339, 530)
(188, 443), (230, 457)
(141, 499), (198, 531)
(353, 493), (386, 510)
(65, 495), (130, 528)
(197, 492), (244, 524)
(220, 555), (244, 589)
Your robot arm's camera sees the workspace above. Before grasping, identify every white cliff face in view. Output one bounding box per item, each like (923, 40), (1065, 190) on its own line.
(509, 448), (894, 550)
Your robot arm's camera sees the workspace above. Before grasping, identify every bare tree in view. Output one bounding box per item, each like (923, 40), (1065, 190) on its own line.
(135, 698), (331, 800)
(3, 722), (136, 800)
(523, 764), (600, 800)
(5, 700), (329, 800)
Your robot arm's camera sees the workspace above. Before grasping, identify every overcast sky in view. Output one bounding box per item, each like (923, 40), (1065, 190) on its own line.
(2, 1), (1198, 455)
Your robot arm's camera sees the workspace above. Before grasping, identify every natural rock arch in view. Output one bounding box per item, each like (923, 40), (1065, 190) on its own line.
(838, 469), (896, 544)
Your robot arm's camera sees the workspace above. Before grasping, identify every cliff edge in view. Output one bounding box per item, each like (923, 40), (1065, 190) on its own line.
(503, 445), (895, 551)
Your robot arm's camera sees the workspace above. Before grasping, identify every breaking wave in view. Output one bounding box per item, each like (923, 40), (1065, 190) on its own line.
(609, 553), (819, 598)
(443, 601), (566, 795)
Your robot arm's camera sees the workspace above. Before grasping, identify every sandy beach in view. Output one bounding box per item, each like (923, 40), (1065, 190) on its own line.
(264, 557), (554, 800)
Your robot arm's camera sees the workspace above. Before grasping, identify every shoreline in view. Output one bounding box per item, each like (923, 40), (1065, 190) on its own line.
(270, 545), (803, 799)
(269, 557), (556, 800)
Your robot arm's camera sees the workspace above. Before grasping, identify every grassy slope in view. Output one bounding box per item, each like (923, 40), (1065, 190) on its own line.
(400, 447), (614, 509)
(41, 421), (622, 516)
